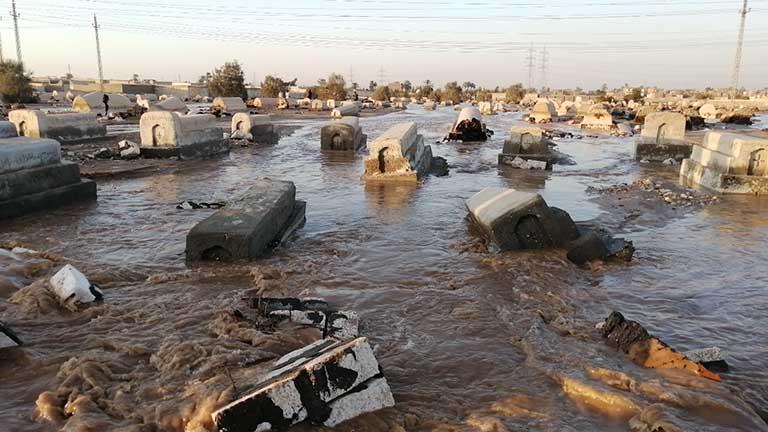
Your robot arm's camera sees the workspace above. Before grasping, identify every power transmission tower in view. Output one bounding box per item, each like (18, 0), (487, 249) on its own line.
(525, 43), (536, 90)
(349, 65), (354, 86)
(93, 14), (105, 92)
(540, 45), (548, 94)
(731, 0), (750, 95)
(378, 66), (385, 85)
(10, 0), (21, 63)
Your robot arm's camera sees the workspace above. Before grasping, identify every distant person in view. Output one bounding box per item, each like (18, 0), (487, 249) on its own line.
(102, 93), (110, 117)
(353, 91), (358, 101)
(307, 89), (313, 100)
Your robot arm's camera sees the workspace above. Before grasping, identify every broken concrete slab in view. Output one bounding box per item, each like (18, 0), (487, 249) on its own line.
(0, 321), (22, 349)
(9, 110), (107, 143)
(363, 122), (433, 182)
(211, 337), (394, 431)
(601, 311), (721, 381)
(683, 347), (729, 373)
(139, 112), (229, 160)
(446, 107), (492, 142)
(251, 298), (360, 340)
(465, 188), (580, 251)
(680, 131), (768, 194)
(231, 113), (277, 144)
(49, 264), (104, 305)
(186, 179), (306, 262)
(565, 225), (635, 266)
(320, 117), (367, 151)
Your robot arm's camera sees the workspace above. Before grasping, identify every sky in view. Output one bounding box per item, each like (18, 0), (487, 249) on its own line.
(3, 0), (768, 90)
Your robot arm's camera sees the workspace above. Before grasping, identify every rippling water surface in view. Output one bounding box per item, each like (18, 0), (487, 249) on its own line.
(1, 106), (767, 431)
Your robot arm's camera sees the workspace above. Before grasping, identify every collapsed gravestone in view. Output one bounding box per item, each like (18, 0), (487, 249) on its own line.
(635, 111), (691, 162)
(601, 311), (721, 381)
(363, 122), (434, 182)
(680, 131), (768, 194)
(211, 337), (394, 431)
(139, 111), (229, 159)
(0, 321), (22, 349)
(9, 110), (107, 143)
(231, 113), (277, 143)
(321, 117), (367, 151)
(250, 297), (359, 340)
(465, 188), (633, 264)
(331, 103), (360, 119)
(0, 137), (96, 219)
(186, 179), (306, 262)
(446, 107), (492, 142)
(212, 97), (249, 116)
(498, 125), (555, 170)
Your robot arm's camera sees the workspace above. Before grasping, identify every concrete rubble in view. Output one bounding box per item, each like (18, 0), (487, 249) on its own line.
(49, 264), (104, 306)
(9, 110), (107, 143)
(250, 297), (360, 341)
(0, 321), (22, 349)
(186, 178), (306, 262)
(211, 337), (394, 431)
(680, 131), (768, 194)
(601, 311), (721, 381)
(212, 97), (249, 116)
(231, 113), (277, 144)
(363, 122), (435, 182)
(466, 188), (633, 264)
(0, 136), (97, 219)
(635, 111), (691, 162)
(445, 107), (493, 142)
(683, 347), (729, 373)
(321, 117), (367, 151)
(139, 111), (229, 159)
(118, 140), (141, 160)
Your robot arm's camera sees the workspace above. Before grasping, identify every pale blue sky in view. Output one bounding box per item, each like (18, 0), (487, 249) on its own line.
(4, 0), (768, 89)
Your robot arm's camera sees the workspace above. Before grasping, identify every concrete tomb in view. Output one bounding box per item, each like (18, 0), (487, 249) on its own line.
(580, 105), (614, 130)
(331, 103), (360, 119)
(310, 99), (325, 111)
(0, 121), (18, 138)
(186, 178), (306, 262)
(253, 98), (279, 110)
(231, 113), (277, 143)
(557, 101), (577, 117)
(363, 122), (433, 182)
(0, 321), (21, 349)
(211, 337), (394, 431)
(423, 100), (437, 111)
(478, 101), (493, 116)
(528, 98), (558, 123)
(0, 137), (97, 219)
(72, 92), (133, 115)
(635, 111), (691, 162)
(498, 126), (555, 169)
(321, 117), (367, 151)
(212, 97), (248, 115)
(680, 131), (768, 194)
(699, 103), (717, 120)
(9, 110), (107, 143)
(49, 264), (103, 306)
(139, 112), (228, 159)
(446, 107), (492, 142)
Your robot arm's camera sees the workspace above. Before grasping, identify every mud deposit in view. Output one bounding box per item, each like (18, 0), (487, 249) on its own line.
(2, 107), (768, 431)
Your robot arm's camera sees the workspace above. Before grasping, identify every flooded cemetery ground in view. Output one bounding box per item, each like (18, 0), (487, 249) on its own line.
(2, 106), (768, 431)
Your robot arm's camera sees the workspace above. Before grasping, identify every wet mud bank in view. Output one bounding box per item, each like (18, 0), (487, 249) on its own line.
(2, 107), (768, 431)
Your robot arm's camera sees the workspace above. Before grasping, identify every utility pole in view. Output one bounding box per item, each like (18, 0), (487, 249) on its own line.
(731, 0), (750, 96)
(525, 43), (536, 90)
(378, 65), (385, 85)
(93, 14), (104, 92)
(540, 45), (548, 94)
(11, 0), (21, 63)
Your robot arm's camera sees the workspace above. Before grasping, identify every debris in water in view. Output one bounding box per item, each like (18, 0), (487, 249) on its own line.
(683, 347), (729, 373)
(49, 264), (104, 305)
(0, 321), (22, 349)
(250, 297), (360, 340)
(445, 107), (493, 142)
(176, 201), (226, 210)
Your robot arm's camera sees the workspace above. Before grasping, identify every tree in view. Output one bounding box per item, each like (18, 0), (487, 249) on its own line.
(372, 85), (391, 101)
(207, 61), (247, 98)
(369, 81), (377, 91)
(443, 81), (462, 103)
(505, 83), (524, 103)
(0, 60), (33, 103)
(261, 75), (294, 98)
(402, 80), (413, 94)
(324, 73), (347, 100)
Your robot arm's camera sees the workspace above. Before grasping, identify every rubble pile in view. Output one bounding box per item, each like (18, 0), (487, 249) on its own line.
(587, 178), (719, 207)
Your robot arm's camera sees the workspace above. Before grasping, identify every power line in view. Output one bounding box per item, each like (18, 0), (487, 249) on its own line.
(732, 0), (750, 91)
(10, 0), (21, 62)
(93, 14), (104, 92)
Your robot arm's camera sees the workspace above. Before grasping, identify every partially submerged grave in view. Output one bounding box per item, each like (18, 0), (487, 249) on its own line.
(9, 110), (107, 143)
(363, 122), (434, 182)
(680, 131), (768, 194)
(331, 103), (360, 119)
(320, 117), (367, 151)
(72, 92), (133, 116)
(445, 107), (492, 142)
(635, 111), (691, 162)
(0, 137), (96, 219)
(231, 113), (277, 143)
(139, 111), (229, 159)
(498, 125), (562, 170)
(528, 99), (558, 124)
(465, 188), (633, 264)
(186, 179), (306, 262)
(211, 337), (394, 431)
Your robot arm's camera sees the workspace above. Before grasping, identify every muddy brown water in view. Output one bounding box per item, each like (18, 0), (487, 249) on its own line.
(1, 107), (768, 431)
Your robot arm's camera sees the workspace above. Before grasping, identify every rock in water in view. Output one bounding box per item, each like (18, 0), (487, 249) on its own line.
(49, 264), (103, 304)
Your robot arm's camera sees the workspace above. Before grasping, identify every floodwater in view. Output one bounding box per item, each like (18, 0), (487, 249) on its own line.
(1, 106), (768, 431)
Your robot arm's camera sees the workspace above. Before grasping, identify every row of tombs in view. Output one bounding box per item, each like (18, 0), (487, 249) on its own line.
(1, 106), (764, 430)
